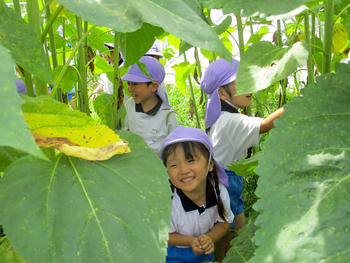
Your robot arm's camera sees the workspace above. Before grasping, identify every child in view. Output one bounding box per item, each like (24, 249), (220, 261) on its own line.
(201, 58), (285, 259)
(121, 56), (177, 152)
(159, 125), (234, 263)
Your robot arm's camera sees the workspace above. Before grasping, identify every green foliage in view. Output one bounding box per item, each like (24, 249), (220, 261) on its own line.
(0, 131), (171, 263)
(0, 1), (52, 84)
(57, 0), (232, 60)
(0, 45), (46, 160)
(252, 63), (350, 262)
(223, 213), (258, 263)
(52, 65), (78, 93)
(236, 41), (308, 95)
(202, 0), (310, 19)
(0, 147), (27, 173)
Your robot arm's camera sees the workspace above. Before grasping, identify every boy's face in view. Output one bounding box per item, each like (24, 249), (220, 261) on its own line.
(127, 82), (158, 105)
(219, 82), (252, 108)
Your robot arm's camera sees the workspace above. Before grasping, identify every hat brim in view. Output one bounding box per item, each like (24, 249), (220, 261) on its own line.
(145, 52), (163, 58)
(221, 73), (237, 86)
(121, 73), (150, 83)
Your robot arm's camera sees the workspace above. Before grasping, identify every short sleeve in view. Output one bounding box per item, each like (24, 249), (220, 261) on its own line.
(167, 111), (178, 134)
(217, 184), (234, 224)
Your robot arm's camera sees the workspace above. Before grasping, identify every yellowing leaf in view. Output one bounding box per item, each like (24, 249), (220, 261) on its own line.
(22, 96), (130, 160)
(333, 23), (349, 54)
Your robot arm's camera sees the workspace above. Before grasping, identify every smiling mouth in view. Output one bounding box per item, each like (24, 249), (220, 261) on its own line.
(246, 94), (252, 98)
(181, 176), (194, 183)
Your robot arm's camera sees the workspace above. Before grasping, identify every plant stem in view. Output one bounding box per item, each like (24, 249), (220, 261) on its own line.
(111, 32), (120, 130)
(235, 11), (245, 57)
(12, 0), (21, 17)
(184, 53), (201, 129)
(41, 5), (64, 43)
(50, 25), (96, 98)
(305, 13), (314, 83)
(276, 20), (282, 46)
(27, 0), (47, 96)
(75, 16), (89, 114)
(322, 0), (334, 74)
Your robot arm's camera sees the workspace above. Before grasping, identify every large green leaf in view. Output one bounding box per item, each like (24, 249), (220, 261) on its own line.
(0, 45), (46, 160)
(201, 0), (310, 19)
(0, 2), (52, 84)
(0, 146), (27, 173)
(235, 41), (308, 95)
(119, 23), (164, 67)
(57, 0), (231, 61)
(252, 63), (350, 262)
(0, 131), (171, 263)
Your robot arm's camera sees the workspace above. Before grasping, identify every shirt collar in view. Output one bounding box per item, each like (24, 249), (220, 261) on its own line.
(135, 95), (162, 116)
(221, 100), (239, 114)
(176, 178), (217, 215)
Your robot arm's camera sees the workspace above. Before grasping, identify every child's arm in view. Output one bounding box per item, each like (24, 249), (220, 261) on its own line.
(168, 232), (204, 255)
(199, 222), (231, 254)
(260, 107), (285, 134)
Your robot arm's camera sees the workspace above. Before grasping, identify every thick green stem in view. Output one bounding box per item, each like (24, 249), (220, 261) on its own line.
(75, 16), (89, 114)
(12, 0), (21, 17)
(111, 33), (120, 130)
(276, 20), (282, 47)
(45, 0), (63, 101)
(184, 53), (201, 129)
(27, 0), (47, 96)
(51, 25), (96, 98)
(305, 13), (314, 83)
(41, 5), (64, 43)
(322, 0), (334, 74)
(194, 47), (202, 79)
(235, 12), (245, 57)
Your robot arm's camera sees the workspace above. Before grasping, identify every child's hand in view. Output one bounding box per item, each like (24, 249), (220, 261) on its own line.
(191, 237), (204, 255)
(198, 234), (215, 254)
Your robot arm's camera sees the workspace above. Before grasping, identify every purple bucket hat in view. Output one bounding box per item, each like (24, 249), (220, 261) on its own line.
(145, 43), (163, 58)
(159, 125), (229, 186)
(122, 56), (169, 106)
(15, 79), (27, 95)
(201, 58), (239, 129)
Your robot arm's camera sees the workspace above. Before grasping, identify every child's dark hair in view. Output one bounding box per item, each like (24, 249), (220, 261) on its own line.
(161, 141), (227, 222)
(220, 84), (233, 98)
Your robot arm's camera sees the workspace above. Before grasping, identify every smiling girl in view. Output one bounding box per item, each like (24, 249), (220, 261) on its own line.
(160, 126), (233, 263)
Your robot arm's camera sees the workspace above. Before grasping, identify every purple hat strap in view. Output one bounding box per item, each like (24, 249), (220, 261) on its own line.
(205, 89), (221, 129)
(156, 85), (170, 107)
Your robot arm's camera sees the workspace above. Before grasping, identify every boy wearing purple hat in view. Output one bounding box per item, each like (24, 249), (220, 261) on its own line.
(159, 126), (233, 263)
(201, 58), (285, 258)
(122, 56), (177, 152)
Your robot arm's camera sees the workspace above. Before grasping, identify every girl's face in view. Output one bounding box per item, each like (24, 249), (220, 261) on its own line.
(165, 144), (214, 195)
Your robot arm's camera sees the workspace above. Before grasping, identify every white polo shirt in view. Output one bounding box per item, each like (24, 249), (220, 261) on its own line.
(208, 111), (263, 168)
(170, 182), (234, 245)
(124, 96), (177, 152)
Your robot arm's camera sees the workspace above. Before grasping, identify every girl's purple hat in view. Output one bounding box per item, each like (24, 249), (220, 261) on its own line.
(201, 58), (239, 129)
(122, 56), (169, 106)
(159, 125), (228, 186)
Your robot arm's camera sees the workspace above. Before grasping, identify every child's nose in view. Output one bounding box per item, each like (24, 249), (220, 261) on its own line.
(178, 163), (190, 174)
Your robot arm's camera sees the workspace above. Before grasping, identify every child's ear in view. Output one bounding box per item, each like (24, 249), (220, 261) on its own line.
(218, 87), (229, 100)
(208, 159), (214, 172)
(150, 82), (159, 92)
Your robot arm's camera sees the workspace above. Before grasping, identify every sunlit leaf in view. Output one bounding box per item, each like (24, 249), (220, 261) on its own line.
(172, 62), (193, 94)
(252, 63), (350, 262)
(201, 0), (309, 20)
(22, 96), (130, 160)
(52, 65), (79, 93)
(57, 0), (231, 60)
(236, 41), (308, 95)
(0, 131), (171, 263)
(0, 2), (52, 84)
(0, 237), (27, 263)
(247, 26), (269, 44)
(332, 23), (349, 54)
(0, 45), (46, 160)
